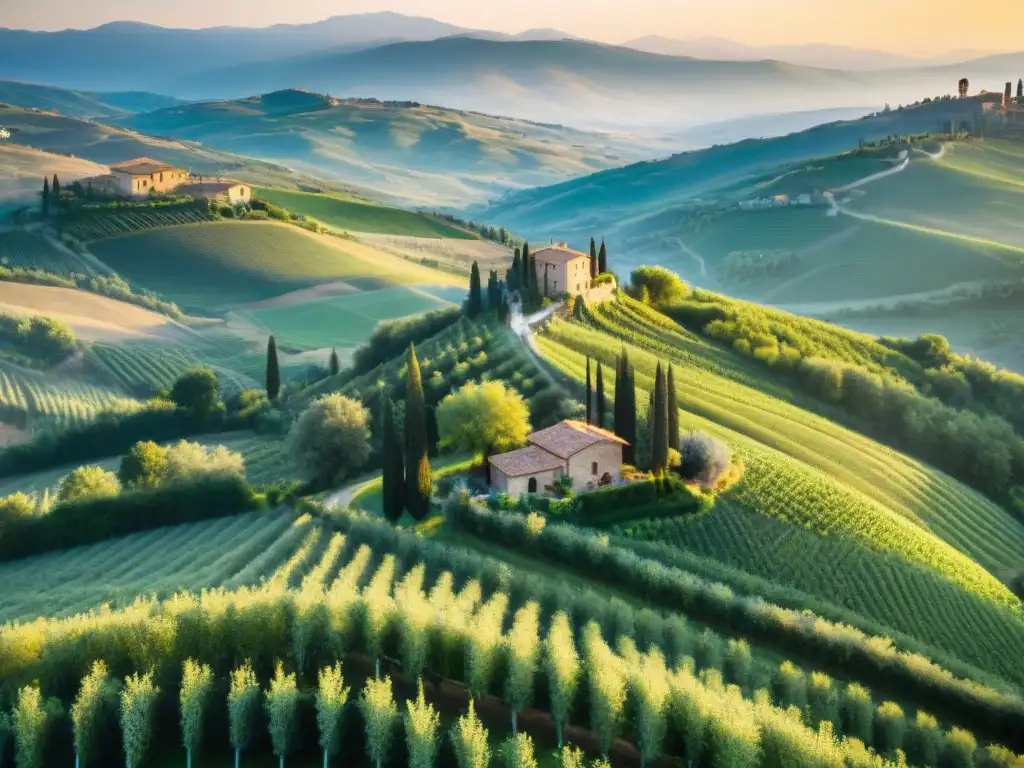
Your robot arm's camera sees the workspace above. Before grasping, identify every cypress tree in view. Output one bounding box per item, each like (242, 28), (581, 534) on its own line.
(266, 335), (280, 400)
(508, 249), (521, 293)
(585, 357), (593, 425)
(329, 347), (340, 377)
(404, 344), (431, 520)
(598, 239), (608, 275)
(646, 387), (657, 470)
(41, 177), (50, 217)
(1018, 79), (1023, 99)
(590, 238), (598, 279)
(498, 297), (510, 325)
(667, 364), (679, 451)
(595, 363), (606, 428)
(467, 261), (483, 317)
(617, 356), (637, 466)
(529, 256), (541, 308)
(52, 174), (61, 209)
(382, 400), (405, 522)
(521, 242), (531, 289)
(652, 362), (669, 473)
(543, 268), (549, 299)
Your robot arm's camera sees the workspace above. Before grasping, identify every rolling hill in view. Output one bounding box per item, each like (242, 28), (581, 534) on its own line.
(120, 89), (669, 206)
(0, 79), (183, 119)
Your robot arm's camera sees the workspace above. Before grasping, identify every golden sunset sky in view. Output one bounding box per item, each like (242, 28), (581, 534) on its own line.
(1, 0), (1018, 55)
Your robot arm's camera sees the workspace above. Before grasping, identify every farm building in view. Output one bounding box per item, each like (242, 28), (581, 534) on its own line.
(533, 243), (593, 296)
(488, 419), (627, 496)
(178, 180), (252, 205)
(109, 158), (189, 196)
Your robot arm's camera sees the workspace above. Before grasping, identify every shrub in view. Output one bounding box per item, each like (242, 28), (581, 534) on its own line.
(0, 476), (259, 561)
(874, 701), (907, 757)
(219, 205), (235, 218)
(0, 313), (76, 365)
(841, 684), (874, 745)
(290, 394), (371, 487)
(675, 432), (733, 489)
(118, 441), (170, 489)
(161, 441), (245, 485)
(772, 661), (807, 710)
(629, 266), (689, 306)
(351, 308), (461, 375)
(436, 381), (531, 458)
(592, 273), (615, 287)
(57, 465), (120, 503)
(170, 368), (222, 419)
(0, 492), (35, 521)
(941, 727), (978, 768)
(573, 474), (705, 524)
(907, 711), (943, 767)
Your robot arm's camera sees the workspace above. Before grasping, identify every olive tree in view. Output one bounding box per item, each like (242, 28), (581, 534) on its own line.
(290, 394), (371, 487)
(228, 661), (261, 768)
(72, 661), (117, 768)
(451, 700), (490, 768)
(360, 676), (398, 768)
(265, 662), (300, 768)
(120, 671), (160, 768)
(503, 602), (540, 734)
(544, 612), (580, 749)
(58, 466), (120, 504)
(13, 684), (49, 768)
(404, 681), (441, 768)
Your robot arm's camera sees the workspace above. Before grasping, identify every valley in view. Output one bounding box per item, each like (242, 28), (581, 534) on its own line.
(0, 12), (1023, 768)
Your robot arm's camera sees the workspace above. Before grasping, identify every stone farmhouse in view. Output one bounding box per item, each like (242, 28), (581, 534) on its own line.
(88, 158), (251, 203)
(533, 243), (593, 297)
(488, 420), (628, 496)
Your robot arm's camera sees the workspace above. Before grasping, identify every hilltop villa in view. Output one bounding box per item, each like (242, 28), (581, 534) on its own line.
(488, 420), (628, 496)
(533, 243), (593, 297)
(110, 158), (189, 196)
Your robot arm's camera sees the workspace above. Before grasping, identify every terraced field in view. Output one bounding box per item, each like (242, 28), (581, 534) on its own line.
(536, 294), (1024, 685)
(64, 205), (214, 241)
(0, 230), (87, 274)
(0, 359), (139, 433)
(89, 221), (465, 311)
(0, 510), (303, 623)
(255, 187), (474, 238)
(236, 285), (464, 350)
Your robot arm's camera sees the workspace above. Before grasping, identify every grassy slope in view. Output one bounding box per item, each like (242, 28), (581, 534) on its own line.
(88, 221), (466, 312)
(255, 187), (474, 239)
(536, 294), (1024, 684)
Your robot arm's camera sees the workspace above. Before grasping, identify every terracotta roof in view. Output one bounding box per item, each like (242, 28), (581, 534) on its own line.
(533, 244), (590, 265)
(527, 420), (629, 459)
(109, 157), (181, 175)
(488, 445), (564, 477)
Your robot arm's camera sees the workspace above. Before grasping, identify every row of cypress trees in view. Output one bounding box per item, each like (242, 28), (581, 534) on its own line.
(40, 174), (61, 217)
(381, 344), (432, 522)
(606, 350), (678, 471)
(583, 358), (606, 430)
(466, 262), (504, 319)
(264, 336), (340, 402)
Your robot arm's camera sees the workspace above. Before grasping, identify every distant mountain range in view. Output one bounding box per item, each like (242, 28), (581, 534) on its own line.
(622, 36), (1000, 71)
(0, 79), (184, 119)
(0, 15), (1019, 133)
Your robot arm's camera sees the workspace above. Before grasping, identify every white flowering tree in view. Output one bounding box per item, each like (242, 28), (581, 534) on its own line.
(503, 602), (540, 734)
(265, 662), (300, 768)
(228, 661), (261, 768)
(13, 684), (49, 768)
(72, 661), (117, 768)
(359, 676), (398, 768)
(450, 700), (490, 768)
(544, 612), (580, 749)
(180, 659), (213, 768)
(316, 662), (351, 768)
(120, 671), (160, 768)
(404, 681), (441, 768)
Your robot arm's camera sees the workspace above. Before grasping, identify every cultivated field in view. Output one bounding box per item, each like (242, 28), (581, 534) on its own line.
(0, 143), (106, 206)
(234, 285), (464, 351)
(0, 282), (189, 342)
(0, 510), (302, 623)
(64, 204), (215, 241)
(355, 231), (514, 276)
(89, 221), (466, 312)
(254, 187), (474, 238)
(0, 230), (89, 274)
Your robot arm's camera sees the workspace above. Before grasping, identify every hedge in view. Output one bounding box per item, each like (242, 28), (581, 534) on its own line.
(572, 475), (710, 525)
(0, 476), (260, 561)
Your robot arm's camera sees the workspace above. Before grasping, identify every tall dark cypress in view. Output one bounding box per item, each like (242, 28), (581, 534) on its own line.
(529, 256), (541, 307)
(598, 239), (608, 275)
(646, 388), (657, 470)
(509, 249), (522, 292)
(266, 335), (280, 400)
(652, 362), (669, 473)
(585, 357), (593, 425)
(595, 363), (606, 428)
(467, 261), (483, 317)
(589, 237), (597, 279)
(626, 363), (638, 465)
(543, 268), (549, 299)
(521, 242), (531, 289)
(41, 177), (50, 217)
(329, 347), (340, 376)
(382, 400), (405, 522)
(1018, 78), (1023, 99)
(52, 174), (60, 207)
(667, 364), (679, 451)
(404, 343), (431, 519)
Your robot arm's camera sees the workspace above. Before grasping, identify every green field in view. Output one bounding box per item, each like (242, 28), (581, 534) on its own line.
(255, 187), (475, 238)
(0, 230), (89, 274)
(236, 286), (463, 350)
(0, 510), (300, 623)
(536, 294), (1024, 686)
(88, 221), (465, 312)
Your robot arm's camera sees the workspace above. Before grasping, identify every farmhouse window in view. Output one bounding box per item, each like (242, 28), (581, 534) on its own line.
(528, 477), (538, 493)
(592, 461), (598, 475)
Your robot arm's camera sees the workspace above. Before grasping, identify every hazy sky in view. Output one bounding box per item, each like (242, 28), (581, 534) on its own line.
(0, 0), (1017, 55)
